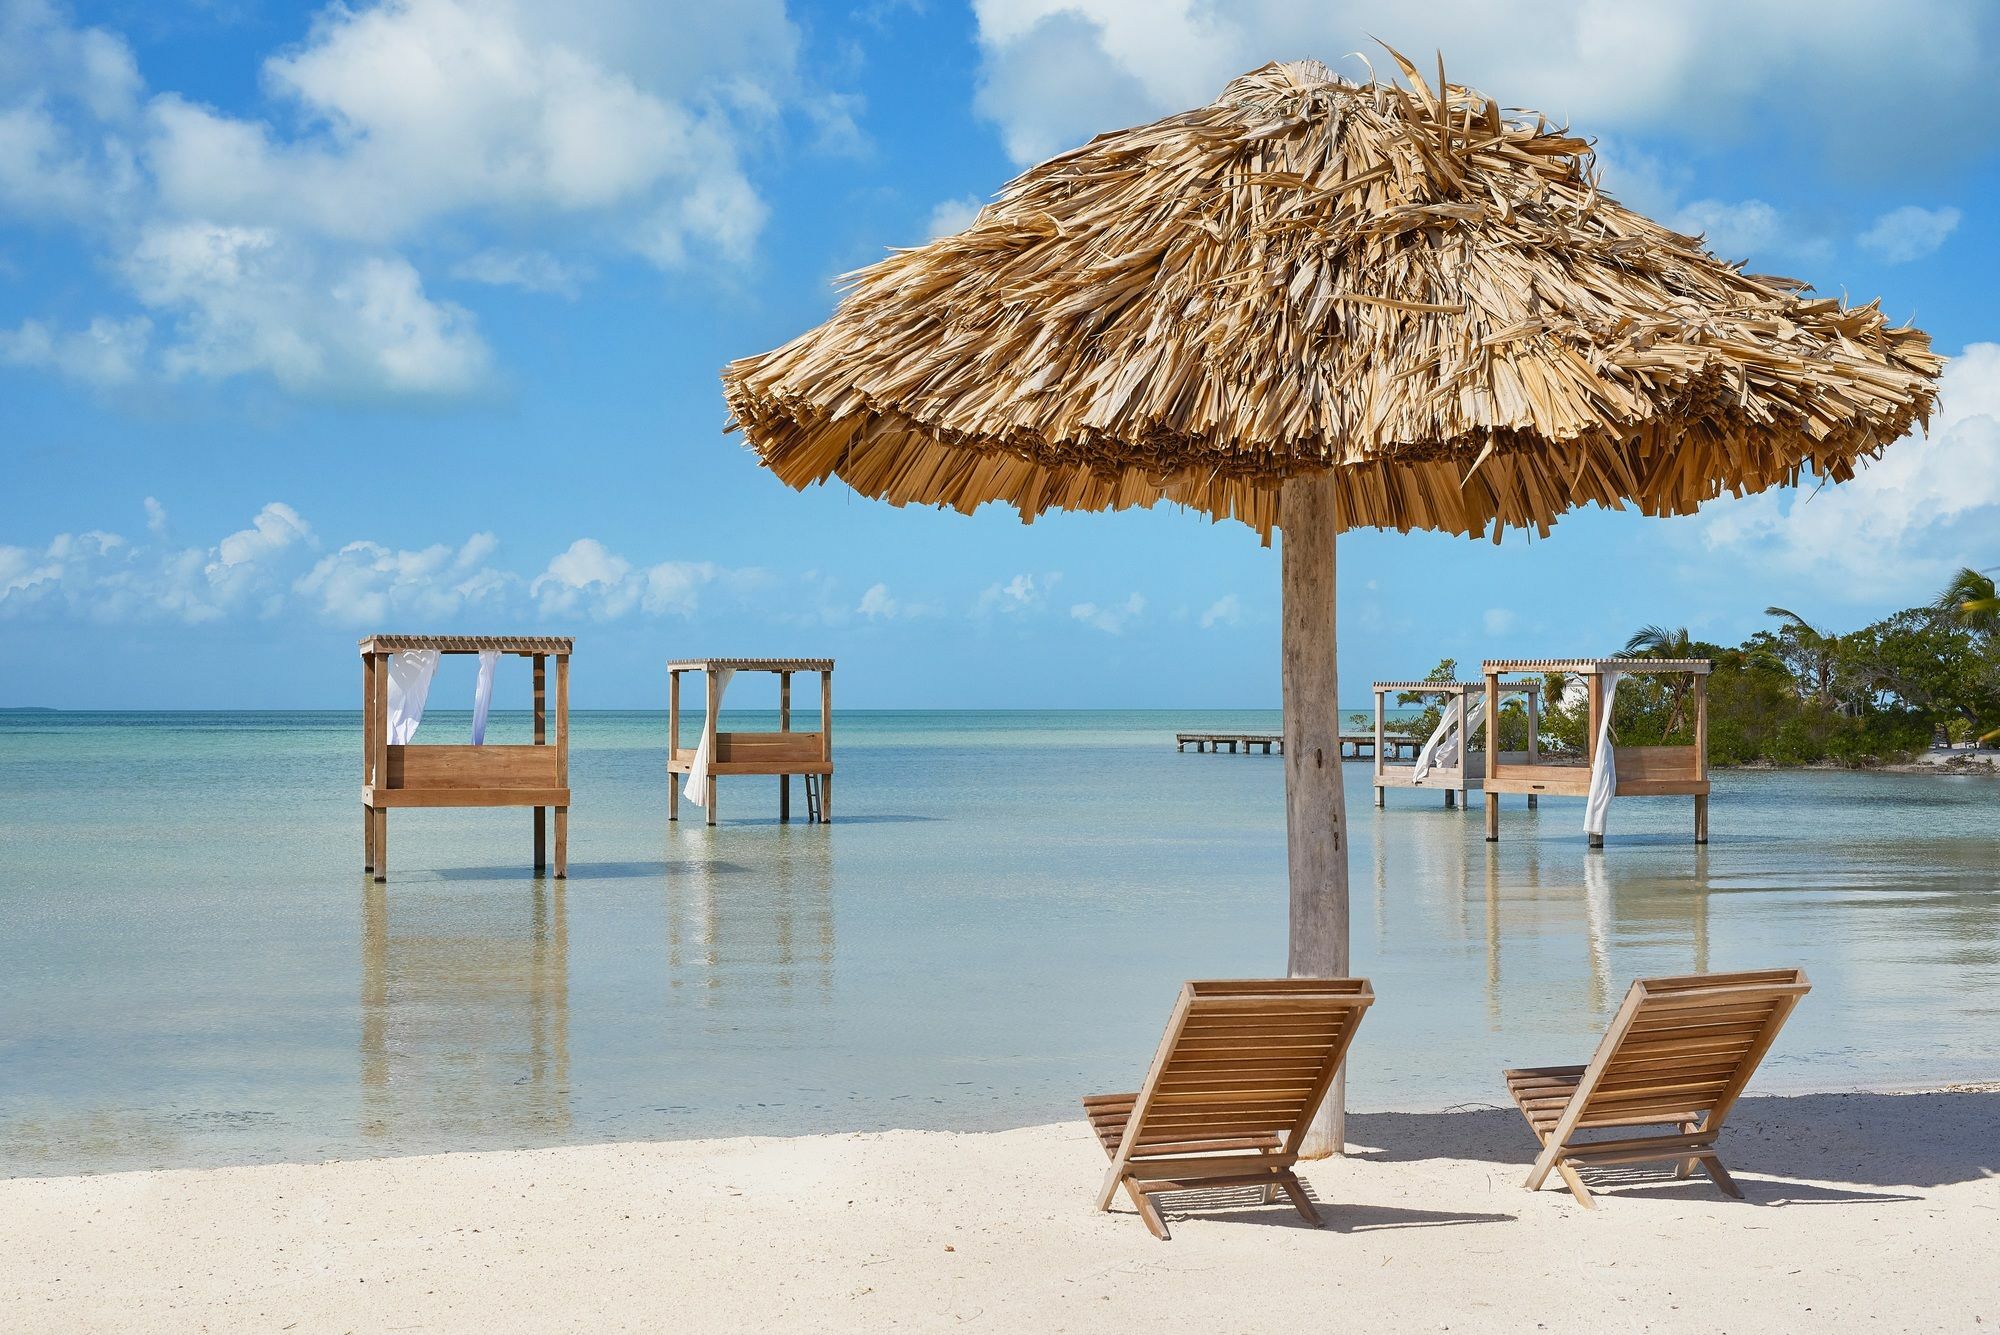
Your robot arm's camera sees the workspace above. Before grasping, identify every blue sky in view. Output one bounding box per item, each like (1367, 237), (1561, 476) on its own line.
(3, 0), (1997, 708)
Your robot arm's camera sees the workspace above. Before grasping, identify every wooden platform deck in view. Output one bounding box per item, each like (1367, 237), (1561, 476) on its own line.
(1175, 732), (1420, 760)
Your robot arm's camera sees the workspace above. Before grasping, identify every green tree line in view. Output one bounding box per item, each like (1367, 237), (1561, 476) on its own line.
(1365, 567), (1998, 767)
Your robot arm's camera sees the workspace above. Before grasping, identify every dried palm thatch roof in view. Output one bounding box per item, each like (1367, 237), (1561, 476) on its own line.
(723, 54), (1942, 541)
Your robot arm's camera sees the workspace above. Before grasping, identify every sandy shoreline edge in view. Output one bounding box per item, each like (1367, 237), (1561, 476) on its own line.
(4, 1086), (1994, 1333)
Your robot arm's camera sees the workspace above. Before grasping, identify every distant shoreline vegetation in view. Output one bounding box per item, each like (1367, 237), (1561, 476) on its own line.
(1363, 567), (1999, 769)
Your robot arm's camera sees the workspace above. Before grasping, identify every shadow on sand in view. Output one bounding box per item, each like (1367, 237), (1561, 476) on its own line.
(1347, 1090), (1997, 1198)
(1150, 1180), (1512, 1233)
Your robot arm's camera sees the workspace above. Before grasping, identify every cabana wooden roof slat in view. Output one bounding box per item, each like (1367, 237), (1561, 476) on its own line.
(667, 657), (835, 672)
(359, 634), (573, 655)
(1484, 658), (1711, 674)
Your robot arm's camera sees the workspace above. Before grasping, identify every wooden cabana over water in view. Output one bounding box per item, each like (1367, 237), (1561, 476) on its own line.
(668, 658), (833, 826)
(360, 634), (571, 882)
(1371, 679), (1540, 809)
(1481, 658), (1711, 848)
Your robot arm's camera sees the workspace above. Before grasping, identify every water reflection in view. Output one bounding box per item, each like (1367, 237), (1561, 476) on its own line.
(665, 829), (835, 1006)
(360, 879), (570, 1141)
(1466, 837), (1717, 1025)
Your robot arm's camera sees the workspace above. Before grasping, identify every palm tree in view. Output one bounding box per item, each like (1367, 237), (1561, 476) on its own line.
(1763, 606), (1843, 711)
(1934, 567), (1998, 631)
(1624, 624), (1695, 659)
(1934, 567), (1999, 744)
(1621, 625), (1696, 734)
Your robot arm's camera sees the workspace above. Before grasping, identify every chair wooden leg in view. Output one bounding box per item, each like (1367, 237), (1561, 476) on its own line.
(1261, 1180), (1279, 1205)
(1524, 1137), (1564, 1191)
(1674, 1121), (1702, 1179)
(1277, 1172), (1321, 1227)
(1699, 1153), (1743, 1199)
(1124, 1180), (1171, 1241)
(1555, 1160), (1596, 1208)
(1095, 1164), (1125, 1212)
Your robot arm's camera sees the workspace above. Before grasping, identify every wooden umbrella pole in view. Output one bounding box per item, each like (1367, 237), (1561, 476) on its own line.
(1280, 472), (1350, 1158)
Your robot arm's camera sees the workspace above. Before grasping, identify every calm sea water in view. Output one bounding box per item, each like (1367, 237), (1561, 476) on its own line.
(1, 709), (1996, 1177)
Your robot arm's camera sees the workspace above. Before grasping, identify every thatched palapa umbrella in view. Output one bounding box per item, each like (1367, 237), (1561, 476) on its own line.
(721, 54), (1942, 1153)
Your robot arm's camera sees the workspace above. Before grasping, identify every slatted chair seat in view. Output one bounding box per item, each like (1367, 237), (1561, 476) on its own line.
(1084, 979), (1374, 1240)
(1504, 969), (1810, 1207)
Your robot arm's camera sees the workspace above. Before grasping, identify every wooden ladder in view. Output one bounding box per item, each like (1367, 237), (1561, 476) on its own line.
(804, 774), (822, 822)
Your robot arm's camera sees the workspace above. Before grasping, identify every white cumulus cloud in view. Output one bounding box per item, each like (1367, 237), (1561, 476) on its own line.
(967, 1), (2000, 174)
(1694, 342), (2000, 600)
(0, 0), (839, 398)
(1, 503), (764, 627)
(295, 531), (510, 623)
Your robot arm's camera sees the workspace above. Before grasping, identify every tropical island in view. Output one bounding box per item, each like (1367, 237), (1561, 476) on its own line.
(1372, 566), (1999, 768)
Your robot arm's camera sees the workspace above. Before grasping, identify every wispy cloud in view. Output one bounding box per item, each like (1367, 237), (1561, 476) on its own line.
(976, 571), (1060, 616)
(1198, 594), (1241, 629)
(925, 195), (985, 238)
(1071, 592), (1145, 634)
(1857, 205), (1961, 263)
(0, 315), (151, 387)
(847, 580), (936, 621)
(449, 248), (592, 297)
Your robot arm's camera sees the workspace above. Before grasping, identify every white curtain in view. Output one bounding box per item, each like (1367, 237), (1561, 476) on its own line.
(1584, 671), (1625, 836)
(1411, 695), (1482, 783)
(386, 650), (440, 745)
(470, 649), (499, 745)
(683, 667), (736, 806)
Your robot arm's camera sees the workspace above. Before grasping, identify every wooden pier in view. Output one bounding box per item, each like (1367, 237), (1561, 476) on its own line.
(1176, 732), (1418, 760)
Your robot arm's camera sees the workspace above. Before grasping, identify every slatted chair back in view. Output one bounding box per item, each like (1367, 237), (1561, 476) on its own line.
(1119, 979), (1374, 1159)
(1572, 968), (1810, 1134)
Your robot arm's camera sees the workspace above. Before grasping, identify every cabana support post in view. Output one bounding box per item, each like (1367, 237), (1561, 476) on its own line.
(359, 634), (573, 882)
(667, 657), (835, 826)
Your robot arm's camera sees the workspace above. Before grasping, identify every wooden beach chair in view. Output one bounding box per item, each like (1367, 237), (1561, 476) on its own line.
(1083, 978), (1374, 1240)
(1503, 968), (1810, 1207)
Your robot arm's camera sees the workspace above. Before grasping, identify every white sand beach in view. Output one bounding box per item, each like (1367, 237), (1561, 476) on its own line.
(4, 1088), (1994, 1334)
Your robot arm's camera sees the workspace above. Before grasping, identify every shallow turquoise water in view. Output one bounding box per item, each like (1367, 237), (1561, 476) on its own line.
(1, 709), (1996, 1177)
